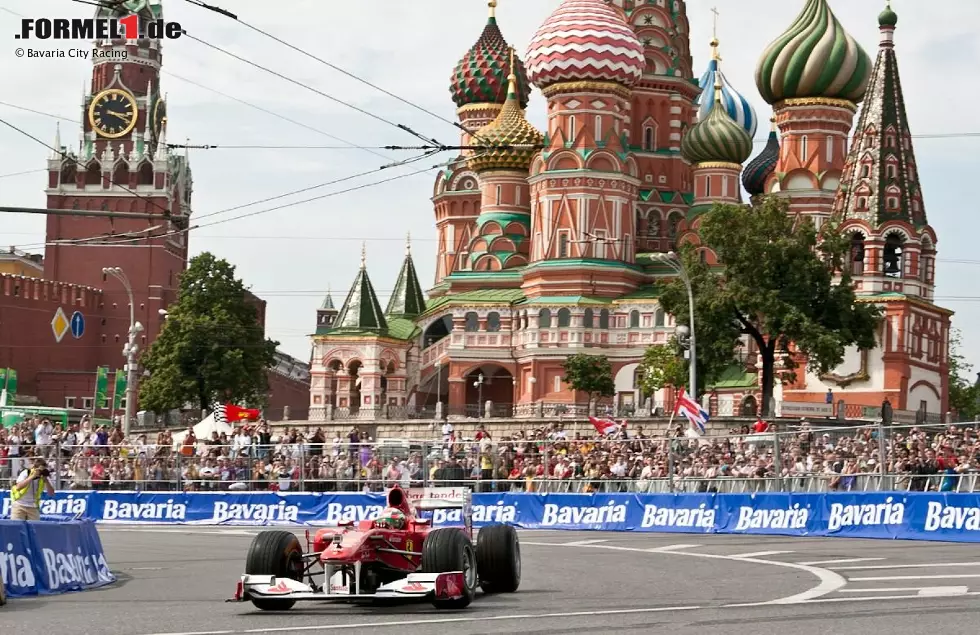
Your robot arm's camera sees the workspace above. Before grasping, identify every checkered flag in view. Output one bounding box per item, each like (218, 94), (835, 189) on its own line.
(212, 404), (228, 425)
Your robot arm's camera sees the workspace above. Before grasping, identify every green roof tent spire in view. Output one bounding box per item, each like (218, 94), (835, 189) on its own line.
(320, 286), (335, 311)
(331, 242), (387, 332)
(386, 233), (427, 319)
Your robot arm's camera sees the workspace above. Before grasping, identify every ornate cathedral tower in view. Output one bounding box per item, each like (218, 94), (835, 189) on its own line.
(755, 0), (871, 230)
(609, 0), (698, 252)
(522, 0), (644, 298)
(44, 0), (188, 345)
(431, 0), (530, 288)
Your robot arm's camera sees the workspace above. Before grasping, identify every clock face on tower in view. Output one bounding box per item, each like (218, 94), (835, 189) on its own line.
(88, 88), (138, 139)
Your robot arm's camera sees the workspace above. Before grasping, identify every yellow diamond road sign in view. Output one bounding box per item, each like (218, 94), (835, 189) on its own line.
(51, 307), (69, 343)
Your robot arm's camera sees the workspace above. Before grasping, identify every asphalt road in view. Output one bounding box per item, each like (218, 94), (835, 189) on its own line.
(3, 527), (980, 635)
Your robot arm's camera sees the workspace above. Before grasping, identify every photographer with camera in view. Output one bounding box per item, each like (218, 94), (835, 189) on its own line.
(9, 457), (55, 521)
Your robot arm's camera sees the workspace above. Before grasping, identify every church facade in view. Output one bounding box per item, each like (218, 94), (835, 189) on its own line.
(305, 0), (950, 422)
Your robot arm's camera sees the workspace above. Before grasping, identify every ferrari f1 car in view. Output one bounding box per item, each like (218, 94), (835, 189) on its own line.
(231, 486), (520, 610)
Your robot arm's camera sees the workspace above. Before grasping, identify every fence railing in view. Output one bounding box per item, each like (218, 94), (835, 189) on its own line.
(2, 421), (975, 494)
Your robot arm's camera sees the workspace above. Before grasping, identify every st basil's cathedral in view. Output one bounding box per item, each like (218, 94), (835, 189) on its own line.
(308, 0), (950, 423)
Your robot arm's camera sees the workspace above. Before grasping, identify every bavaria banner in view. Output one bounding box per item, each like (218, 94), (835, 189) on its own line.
(3, 491), (980, 542)
(0, 520), (115, 598)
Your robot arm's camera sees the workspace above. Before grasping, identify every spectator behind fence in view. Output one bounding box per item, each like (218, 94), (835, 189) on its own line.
(10, 456), (55, 521)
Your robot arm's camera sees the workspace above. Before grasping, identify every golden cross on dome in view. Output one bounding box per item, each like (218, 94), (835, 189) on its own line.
(710, 7), (721, 61)
(489, 0), (497, 19)
(711, 6), (720, 38)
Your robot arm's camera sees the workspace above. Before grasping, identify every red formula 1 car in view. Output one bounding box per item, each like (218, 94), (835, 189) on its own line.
(231, 486), (520, 610)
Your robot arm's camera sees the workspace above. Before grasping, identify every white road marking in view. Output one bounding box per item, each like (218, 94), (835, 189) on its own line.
(101, 528), (257, 536)
(849, 574), (980, 582)
(839, 586), (969, 594)
(799, 591), (980, 604)
(798, 557), (886, 566)
(729, 550), (794, 559)
(831, 561), (980, 571)
(559, 539), (610, 546)
(140, 604), (702, 635)
(522, 541), (846, 605)
(128, 567), (166, 571)
(644, 543), (702, 553)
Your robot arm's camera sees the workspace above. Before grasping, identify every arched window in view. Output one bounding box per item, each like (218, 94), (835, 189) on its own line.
(655, 309), (665, 327)
(583, 308), (594, 328)
(644, 127), (654, 151)
(538, 308), (552, 328)
(595, 115), (602, 141)
(557, 308), (571, 327)
(464, 311), (479, 332)
(883, 234), (904, 278)
(799, 135), (808, 161)
(629, 310), (640, 328)
(486, 312), (500, 332)
(567, 115), (576, 142)
(599, 309), (610, 329)
(850, 233), (865, 275)
(495, 185), (502, 206)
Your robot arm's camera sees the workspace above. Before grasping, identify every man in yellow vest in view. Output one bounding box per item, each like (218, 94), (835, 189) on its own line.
(10, 457), (55, 521)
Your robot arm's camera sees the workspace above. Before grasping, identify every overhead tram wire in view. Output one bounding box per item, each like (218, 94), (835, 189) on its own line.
(181, 0), (491, 146)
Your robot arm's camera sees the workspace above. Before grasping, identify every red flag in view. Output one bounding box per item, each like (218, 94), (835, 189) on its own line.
(588, 416), (621, 436)
(225, 403), (260, 421)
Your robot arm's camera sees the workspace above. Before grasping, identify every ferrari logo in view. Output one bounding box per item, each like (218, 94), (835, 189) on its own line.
(405, 539), (413, 552)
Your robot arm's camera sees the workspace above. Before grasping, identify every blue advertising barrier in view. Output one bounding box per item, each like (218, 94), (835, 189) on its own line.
(3, 490), (980, 543)
(0, 520), (115, 598)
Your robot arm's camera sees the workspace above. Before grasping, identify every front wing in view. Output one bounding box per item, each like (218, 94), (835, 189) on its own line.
(232, 571), (467, 604)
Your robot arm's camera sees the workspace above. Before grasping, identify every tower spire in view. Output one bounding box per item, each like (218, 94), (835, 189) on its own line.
(489, 0), (497, 21)
(710, 7), (721, 61)
(360, 242), (366, 269)
(406, 231), (411, 256)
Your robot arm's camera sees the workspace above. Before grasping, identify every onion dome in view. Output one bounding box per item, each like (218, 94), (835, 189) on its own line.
(468, 52), (545, 172)
(742, 117), (780, 196)
(451, 1), (531, 109)
(525, 0), (645, 90)
(697, 39), (758, 139)
(879, 2), (898, 28)
(681, 77), (753, 166)
(755, 0), (872, 105)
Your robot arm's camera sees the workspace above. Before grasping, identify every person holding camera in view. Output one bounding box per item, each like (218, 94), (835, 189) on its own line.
(10, 457), (55, 521)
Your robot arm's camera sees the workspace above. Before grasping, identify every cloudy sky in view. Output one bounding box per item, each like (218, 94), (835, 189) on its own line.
(1, 0), (978, 373)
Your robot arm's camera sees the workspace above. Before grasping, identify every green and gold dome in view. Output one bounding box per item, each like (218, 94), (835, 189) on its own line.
(451, 1), (531, 110)
(681, 78), (753, 166)
(468, 53), (544, 173)
(755, 0), (872, 105)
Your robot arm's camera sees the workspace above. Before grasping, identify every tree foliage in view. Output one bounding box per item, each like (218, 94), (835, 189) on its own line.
(637, 338), (688, 396)
(661, 196), (882, 416)
(562, 354), (615, 407)
(139, 253), (279, 413)
(949, 328), (979, 421)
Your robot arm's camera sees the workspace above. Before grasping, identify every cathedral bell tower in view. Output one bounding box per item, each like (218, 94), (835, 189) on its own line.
(44, 0), (190, 348)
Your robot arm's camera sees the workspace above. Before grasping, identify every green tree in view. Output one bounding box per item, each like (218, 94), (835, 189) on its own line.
(949, 328), (979, 421)
(637, 338), (688, 397)
(139, 253), (279, 413)
(662, 197), (881, 416)
(561, 354), (615, 411)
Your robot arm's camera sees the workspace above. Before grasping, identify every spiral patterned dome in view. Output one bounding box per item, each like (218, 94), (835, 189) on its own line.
(697, 41), (758, 139)
(468, 64), (544, 172)
(450, 4), (531, 109)
(525, 0), (645, 90)
(755, 0), (872, 105)
(742, 119), (780, 196)
(681, 82), (754, 166)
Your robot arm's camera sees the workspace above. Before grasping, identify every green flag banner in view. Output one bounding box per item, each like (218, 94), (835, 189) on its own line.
(0, 369), (6, 392)
(7, 369), (16, 395)
(95, 366), (109, 409)
(113, 369), (127, 409)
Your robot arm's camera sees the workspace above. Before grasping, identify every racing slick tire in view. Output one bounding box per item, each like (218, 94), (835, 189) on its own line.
(475, 523), (521, 593)
(244, 530), (304, 611)
(421, 528), (477, 609)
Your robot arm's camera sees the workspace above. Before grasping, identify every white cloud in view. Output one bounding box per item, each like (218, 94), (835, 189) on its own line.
(1, 0), (978, 368)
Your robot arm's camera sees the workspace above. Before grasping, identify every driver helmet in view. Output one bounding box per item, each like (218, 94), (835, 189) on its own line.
(377, 507), (406, 530)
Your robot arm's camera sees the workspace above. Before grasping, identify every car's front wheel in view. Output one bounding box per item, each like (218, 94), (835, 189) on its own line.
(244, 530), (303, 611)
(421, 528), (476, 609)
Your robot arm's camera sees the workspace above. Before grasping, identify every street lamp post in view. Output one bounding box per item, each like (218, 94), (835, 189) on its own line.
(102, 267), (142, 437)
(434, 359), (442, 415)
(653, 252), (697, 396)
(474, 373), (485, 418)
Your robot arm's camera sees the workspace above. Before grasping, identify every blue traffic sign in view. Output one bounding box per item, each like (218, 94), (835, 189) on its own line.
(70, 311), (85, 339)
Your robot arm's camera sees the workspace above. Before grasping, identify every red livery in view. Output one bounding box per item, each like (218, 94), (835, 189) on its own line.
(230, 486), (521, 611)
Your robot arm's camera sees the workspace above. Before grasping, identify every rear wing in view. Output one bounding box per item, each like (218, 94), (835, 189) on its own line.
(408, 487), (472, 534)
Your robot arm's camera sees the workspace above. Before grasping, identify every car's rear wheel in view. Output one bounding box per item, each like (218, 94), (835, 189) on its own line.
(244, 530), (303, 611)
(421, 528), (476, 609)
(475, 524), (521, 593)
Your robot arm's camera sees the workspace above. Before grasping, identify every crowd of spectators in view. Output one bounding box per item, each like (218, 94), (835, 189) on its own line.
(1, 413), (978, 493)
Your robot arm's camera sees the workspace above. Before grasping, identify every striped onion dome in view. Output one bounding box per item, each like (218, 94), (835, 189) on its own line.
(755, 0), (872, 105)
(697, 40), (758, 139)
(468, 58), (544, 172)
(451, 2), (531, 109)
(742, 118), (780, 196)
(525, 0), (645, 90)
(681, 80), (753, 166)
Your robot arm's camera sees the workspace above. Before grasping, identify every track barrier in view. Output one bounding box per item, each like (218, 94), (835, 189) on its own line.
(3, 491), (980, 543)
(0, 520), (115, 598)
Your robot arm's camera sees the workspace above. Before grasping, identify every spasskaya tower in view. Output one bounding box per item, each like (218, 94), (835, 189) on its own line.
(44, 0), (191, 344)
